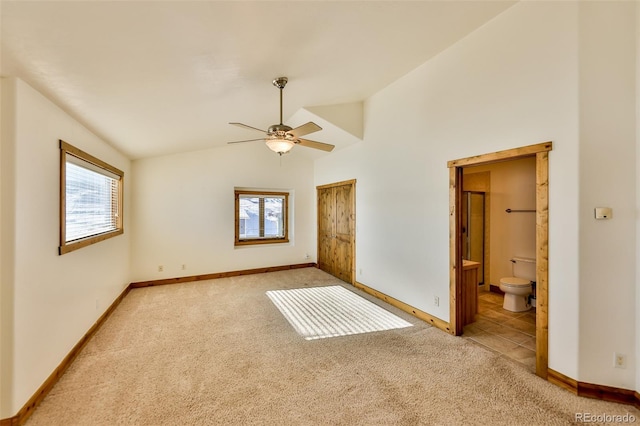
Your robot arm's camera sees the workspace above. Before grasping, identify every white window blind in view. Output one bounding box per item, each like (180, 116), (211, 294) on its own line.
(65, 156), (120, 242)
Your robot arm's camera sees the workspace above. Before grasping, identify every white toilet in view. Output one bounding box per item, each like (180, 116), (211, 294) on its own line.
(499, 257), (535, 312)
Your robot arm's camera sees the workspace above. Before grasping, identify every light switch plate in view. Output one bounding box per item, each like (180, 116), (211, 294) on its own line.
(594, 207), (612, 220)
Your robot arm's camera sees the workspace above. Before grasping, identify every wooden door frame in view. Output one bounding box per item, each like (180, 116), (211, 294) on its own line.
(316, 179), (356, 284)
(448, 142), (551, 379)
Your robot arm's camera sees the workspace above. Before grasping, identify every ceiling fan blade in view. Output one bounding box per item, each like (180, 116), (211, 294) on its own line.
(227, 138), (265, 144)
(288, 122), (322, 138)
(297, 138), (335, 152)
(229, 122), (267, 133)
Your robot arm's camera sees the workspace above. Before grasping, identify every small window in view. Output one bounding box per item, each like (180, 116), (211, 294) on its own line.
(235, 190), (289, 246)
(59, 140), (124, 255)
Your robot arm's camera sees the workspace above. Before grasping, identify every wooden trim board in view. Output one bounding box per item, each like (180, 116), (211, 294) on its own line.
(0, 416), (16, 426)
(316, 179), (357, 190)
(548, 369), (640, 409)
(130, 263), (316, 288)
(447, 141), (552, 168)
(535, 150), (550, 379)
(354, 281), (452, 334)
(547, 368), (579, 393)
(449, 167), (462, 335)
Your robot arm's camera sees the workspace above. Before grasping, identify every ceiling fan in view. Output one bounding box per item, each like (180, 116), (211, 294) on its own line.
(227, 77), (335, 155)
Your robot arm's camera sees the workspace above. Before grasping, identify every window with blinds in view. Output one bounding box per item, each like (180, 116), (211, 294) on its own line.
(59, 140), (124, 254)
(235, 190), (289, 246)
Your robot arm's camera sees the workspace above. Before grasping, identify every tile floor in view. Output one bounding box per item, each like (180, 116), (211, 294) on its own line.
(462, 290), (537, 373)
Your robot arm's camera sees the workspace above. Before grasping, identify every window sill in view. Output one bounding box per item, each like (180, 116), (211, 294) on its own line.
(234, 238), (289, 247)
(59, 228), (124, 255)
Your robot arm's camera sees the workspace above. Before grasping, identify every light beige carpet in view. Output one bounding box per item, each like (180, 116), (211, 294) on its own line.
(26, 268), (638, 425)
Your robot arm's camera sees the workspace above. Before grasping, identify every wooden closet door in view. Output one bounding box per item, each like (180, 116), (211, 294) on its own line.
(317, 180), (355, 283)
(332, 184), (353, 282)
(317, 186), (335, 276)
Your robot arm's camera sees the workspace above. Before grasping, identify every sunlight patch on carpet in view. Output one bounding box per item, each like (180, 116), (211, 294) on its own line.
(266, 285), (413, 340)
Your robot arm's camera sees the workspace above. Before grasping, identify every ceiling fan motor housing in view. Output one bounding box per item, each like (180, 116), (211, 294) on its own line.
(268, 124), (293, 135)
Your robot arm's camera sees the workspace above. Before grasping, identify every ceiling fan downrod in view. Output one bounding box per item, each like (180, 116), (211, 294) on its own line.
(273, 77), (288, 125)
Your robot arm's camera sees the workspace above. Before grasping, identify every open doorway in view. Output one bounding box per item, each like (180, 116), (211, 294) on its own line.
(448, 142), (551, 379)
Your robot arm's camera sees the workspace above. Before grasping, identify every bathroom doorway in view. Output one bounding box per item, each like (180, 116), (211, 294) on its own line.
(448, 142), (551, 379)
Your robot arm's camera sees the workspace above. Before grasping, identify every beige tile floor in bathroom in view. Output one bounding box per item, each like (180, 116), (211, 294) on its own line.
(463, 290), (537, 373)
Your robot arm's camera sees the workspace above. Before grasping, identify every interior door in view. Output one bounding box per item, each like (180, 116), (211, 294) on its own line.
(317, 180), (355, 283)
(317, 186), (334, 276)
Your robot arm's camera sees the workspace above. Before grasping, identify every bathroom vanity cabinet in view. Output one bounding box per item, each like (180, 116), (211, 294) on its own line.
(462, 260), (481, 326)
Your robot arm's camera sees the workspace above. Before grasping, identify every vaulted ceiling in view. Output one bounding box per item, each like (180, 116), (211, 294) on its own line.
(1, 1), (515, 159)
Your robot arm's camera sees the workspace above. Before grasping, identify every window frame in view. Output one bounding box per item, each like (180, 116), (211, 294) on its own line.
(234, 190), (289, 246)
(59, 140), (124, 255)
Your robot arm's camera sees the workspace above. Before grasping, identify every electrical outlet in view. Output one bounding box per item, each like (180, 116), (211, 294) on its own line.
(434, 296), (439, 307)
(305, 254), (310, 260)
(181, 264), (186, 270)
(158, 265), (164, 272)
(614, 353), (626, 369)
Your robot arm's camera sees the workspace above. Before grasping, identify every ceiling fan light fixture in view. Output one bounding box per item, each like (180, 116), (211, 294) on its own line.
(265, 137), (295, 155)
(227, 76), (335, 154)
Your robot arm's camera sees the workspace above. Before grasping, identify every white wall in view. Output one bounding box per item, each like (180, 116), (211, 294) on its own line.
(0, 76), (17, 418)
(0, 77), (131, 417)
(129, 142), (316, 282)
(464, 158), (537, 287)
(316, 1), (591, 383)
(578, 1), (636, 389)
